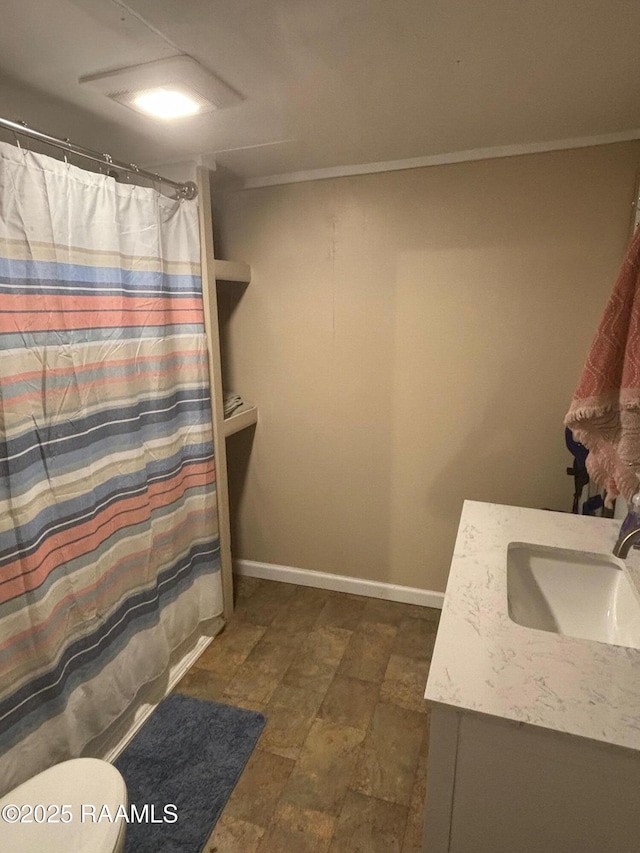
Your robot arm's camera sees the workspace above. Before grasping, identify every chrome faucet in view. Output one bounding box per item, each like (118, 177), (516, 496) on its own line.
(613, 526), (640, 558)
(613, 492), (640, 558)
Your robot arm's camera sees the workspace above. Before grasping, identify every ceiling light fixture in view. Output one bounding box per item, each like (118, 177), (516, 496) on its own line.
(133, 87), (202, 119)
(79, 56), (242, 120)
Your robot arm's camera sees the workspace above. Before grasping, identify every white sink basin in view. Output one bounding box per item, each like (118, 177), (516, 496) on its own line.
(507, 542), (640, 649)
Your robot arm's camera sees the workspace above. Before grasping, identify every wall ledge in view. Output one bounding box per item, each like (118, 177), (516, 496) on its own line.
(233, 558), (444, 609)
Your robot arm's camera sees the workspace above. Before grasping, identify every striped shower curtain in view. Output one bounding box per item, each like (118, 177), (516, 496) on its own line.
(0, 141), (222, 794)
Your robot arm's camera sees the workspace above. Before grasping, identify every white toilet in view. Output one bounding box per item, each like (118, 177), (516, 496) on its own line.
(0, 758), (127, 852)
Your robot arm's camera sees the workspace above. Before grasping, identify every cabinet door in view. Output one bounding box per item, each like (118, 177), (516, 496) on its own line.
(448, 713), (640, 853)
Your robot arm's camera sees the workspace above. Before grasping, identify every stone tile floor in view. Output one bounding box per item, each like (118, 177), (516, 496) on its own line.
(174, 576), (440, 852)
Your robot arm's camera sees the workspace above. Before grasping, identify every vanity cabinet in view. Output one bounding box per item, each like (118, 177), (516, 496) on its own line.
(424, 501), (640, 853)
(425, 706), (640, 852)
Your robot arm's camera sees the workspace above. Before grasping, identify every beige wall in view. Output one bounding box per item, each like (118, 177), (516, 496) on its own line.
(214, 143), (640, 592)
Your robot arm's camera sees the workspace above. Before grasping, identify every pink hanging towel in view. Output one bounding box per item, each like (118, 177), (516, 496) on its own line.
(565, 226), (640, 502)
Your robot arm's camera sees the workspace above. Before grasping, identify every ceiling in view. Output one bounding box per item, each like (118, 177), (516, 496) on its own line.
(0, 0), (639, 183)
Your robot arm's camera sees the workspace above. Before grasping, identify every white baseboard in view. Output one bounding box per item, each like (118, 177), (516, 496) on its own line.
(233, 559), (444, 609)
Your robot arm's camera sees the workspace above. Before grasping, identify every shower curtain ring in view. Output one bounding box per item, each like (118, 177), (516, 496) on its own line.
(127, 164), (138, 188)
(17, 122), (31, 152)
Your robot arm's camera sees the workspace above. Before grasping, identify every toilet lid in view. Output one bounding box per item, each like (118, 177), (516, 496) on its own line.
(0, 758), (127, 853)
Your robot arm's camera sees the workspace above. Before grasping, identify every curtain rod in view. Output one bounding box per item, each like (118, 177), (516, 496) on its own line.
(0, 116), (198, 200)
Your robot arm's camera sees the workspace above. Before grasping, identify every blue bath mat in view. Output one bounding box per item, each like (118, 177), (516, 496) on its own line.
(115, 693), (266, 852)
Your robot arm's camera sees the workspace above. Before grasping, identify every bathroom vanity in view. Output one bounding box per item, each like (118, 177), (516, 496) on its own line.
(424, 502), (640, 853)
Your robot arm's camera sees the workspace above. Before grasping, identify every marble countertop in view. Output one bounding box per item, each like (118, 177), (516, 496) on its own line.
(425, 501), (640, 752)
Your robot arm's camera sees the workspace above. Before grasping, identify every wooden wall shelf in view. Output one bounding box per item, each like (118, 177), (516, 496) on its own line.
(223, 404), (258, 437)
(214, 259), (251, 283)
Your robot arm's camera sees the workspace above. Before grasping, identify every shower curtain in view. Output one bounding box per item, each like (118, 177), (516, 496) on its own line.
(0, 140), (222, 794)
